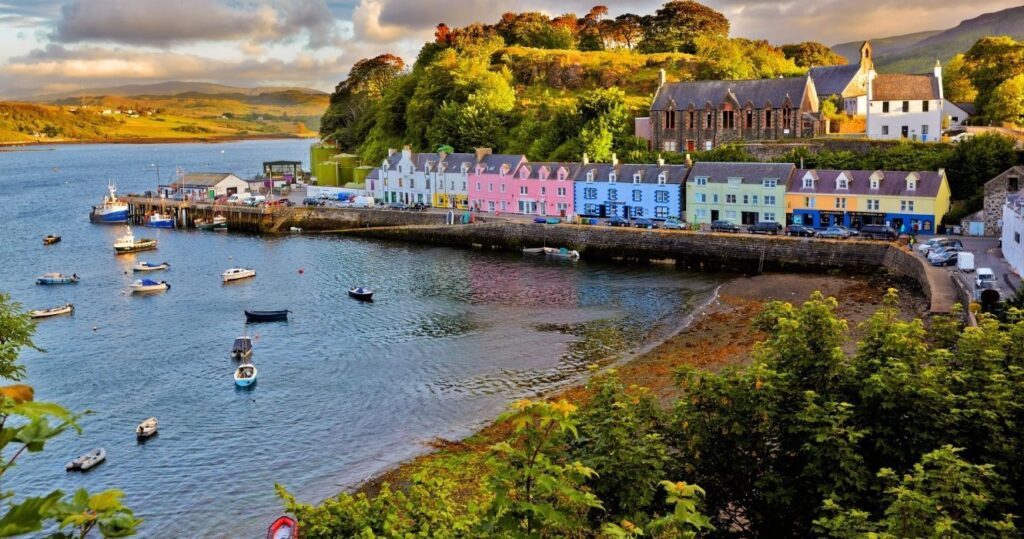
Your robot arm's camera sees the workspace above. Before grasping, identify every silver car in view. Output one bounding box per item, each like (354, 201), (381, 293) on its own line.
(817, 226), (850, 239)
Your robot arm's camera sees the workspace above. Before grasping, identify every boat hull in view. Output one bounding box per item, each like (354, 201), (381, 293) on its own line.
(146, 219), (174, 228)
(223, 270), (256, 283)
(348, 289), (373, 301)
(133, 263), (169, 272)
(267, 516), (298, 539)
(30, 304), (74, 318)
(36, 277), (78, 285)
(244, 310), (288, 322)
(115, 240), (158, 254)
(90, 208), (129, 224)
(43, 236), (61, 245)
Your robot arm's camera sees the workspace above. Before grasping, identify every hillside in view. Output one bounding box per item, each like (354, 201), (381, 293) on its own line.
(832, 30), (941, 63)
(25, 81), (327, 101)
(833, 5), (1024, 73)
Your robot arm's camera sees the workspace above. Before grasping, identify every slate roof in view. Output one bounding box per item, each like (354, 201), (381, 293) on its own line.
(177, 173), (239, 186)
(477, 153), (528, 174)
(808, 63), (861, 97)
(652, 77), (812, 111)
(789, 169), (946, 197)
(515, 162), (582, 181)
(871, 74), (940, 101)
(687, 162), (795, 185)
(440, 152), (477, 172)
(954, 102), (976, 115)
(578, 163), (689, 185)
(365, 168), (379, 180)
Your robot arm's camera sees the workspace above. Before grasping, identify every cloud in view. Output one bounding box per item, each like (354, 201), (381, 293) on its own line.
(52, 0), (341, 49)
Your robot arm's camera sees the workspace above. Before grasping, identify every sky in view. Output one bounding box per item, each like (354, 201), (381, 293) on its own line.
(0, 0), (1019, 98)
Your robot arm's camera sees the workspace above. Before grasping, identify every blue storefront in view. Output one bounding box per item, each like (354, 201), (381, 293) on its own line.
(573, 163), (686, 221)
(789, 209), (936, 234)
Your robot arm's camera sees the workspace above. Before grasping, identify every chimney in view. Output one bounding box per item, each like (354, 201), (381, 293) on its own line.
(611, 153), (618, 166)
(582, 152), (589, 166)
(934, 60), (943, 100)
(800, 157), (804, 169)
(387, 148), (397, 157)
(685, 153), (693, 167)
(938, 168), (945, 177)
(402, 145), (412, 160)
(657, 156), (665, 167)
(475, 147), (492, 163)
(659, 69), (666, 87)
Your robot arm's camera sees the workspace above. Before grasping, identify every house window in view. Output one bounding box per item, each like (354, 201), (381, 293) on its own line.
(705, 111), (713, 129)
(630, 206), (645, 218)
(695, 209), (708, 219)
(488, 183), (493, 192)
(666, 110), (676, 129)
(882, 125), (889, 136)
(837, 178), (848, 189)
(763, 212), (776, 222)
(782, 106), (792, 129)
(805, 197), (816, 208)
(586, 170), (595, 182)
(584, 188), (597, 199)
(1016, 232), (1021, 244)
(633, 174), (642, 184)
(695, 193), (707, 203)
(742, 195), (749, 204)
(803, 177), (814, 189)
(908, 179), (917, 190)
(725, 210), (737, 220)
(519, 186), (528, 195)
(655, 190), (669, 203)
(655, 206), (669, 218)
(765, 195), (776, 205)
(867, 199), (879, 211)
(584, 203), (598, 214)
(762, 179), (777, 188)
(882, 102), (890, 113)
(1009, 177), (1019, 192)
(922, 101), (929, 112)
(608, 189), (618, 201)
(663, 141), (677, 152)
(765, 109), (772, 127)
(870, 179), (880, 189)
(902, 101), (909, 113)
(836, 198), (847, 209)
(688, 111), (696, 128)
(657, 172), (667, 185)
(712, 194), (719, 203)
(695, 177), (708, 186)
(900, 200), (915, 212)
(952, 116), (959, 123)
(746, 109), (753, 128)
(632, 190), (642, 202)
(726, 194), (737, 204)
(557, 187), (567, 196)
(752, 195), (759, 205)
(540, 187), (546, 196)
(609, 172), (617, 183)
(409, 179), (415, 189)
(500, 184), (506, 193)
(921, 125), (929, 135)
(723, 110), (735, 129)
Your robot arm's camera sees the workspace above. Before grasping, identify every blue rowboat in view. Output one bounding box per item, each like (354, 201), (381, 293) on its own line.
(36, 273), (79, 285)
(234, 363), (257, 387)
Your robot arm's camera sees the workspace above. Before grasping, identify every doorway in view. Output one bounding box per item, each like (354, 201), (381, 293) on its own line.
(901, 125), (909, 138)
(741, 211), (758, 225)
(711, 210), (719, 221)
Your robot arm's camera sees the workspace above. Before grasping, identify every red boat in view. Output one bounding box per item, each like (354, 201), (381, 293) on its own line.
(267, 516), (298, 539)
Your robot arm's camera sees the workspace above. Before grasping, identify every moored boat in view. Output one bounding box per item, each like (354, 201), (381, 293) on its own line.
(196, 215), (228, 231)
(146, 212), (174, 228)
(130, 278), (170, 294)
(136, 417), (158, 439)
(113, 226), (158, 254)
(348, 287), (373, 301)
(231, 336), (253, 360)
(244, 310), (289, 323)
(66, 448), (105, 471)
(133, 261), (170, 272)
(89, 182), (129, 224)
(522, 247), (545, 254)
(543, 247), (580, 260)
(266, 516), (298, 539)
(30, 303), (74, 319)
(223, 268), (256, 283)
(43, 235), (61, 245)
(234, 362), (257, 387)
(36, 273), (79, 285)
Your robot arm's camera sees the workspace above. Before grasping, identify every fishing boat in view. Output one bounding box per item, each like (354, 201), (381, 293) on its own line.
(43, 235), (61, 245)
(89, 182), (129, 224)
(30, 304), (74, 319)
(133, 261), (170, 272)
(146, 211), (174, 228)
(196, 215), (228, 231)
(234, 362), (257, 387)
(113, 226), (158, 254)
(129, 278), (170, 294)
(244, 310), (288, 323)
(266, 516), (298, 539)
(348, 287), (374, 301)
(66, 448), (105, 472)
(36, 273), (79, 285)
(543, 247), (581, 260)
(522, 247), (545, 255)
(223, 267), (256, 283)
(231, 336), (253, 360)
(136, 417), (158, 439)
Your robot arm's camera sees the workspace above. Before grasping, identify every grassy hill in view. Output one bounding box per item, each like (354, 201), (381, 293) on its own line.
(25, 81), (326, 101)
(833, 6), (1024, 73)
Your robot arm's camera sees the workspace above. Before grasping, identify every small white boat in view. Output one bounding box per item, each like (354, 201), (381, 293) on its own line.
(289, 227), (303, 233)
(522, 247), (545, 255)
(30, 303), (74, 319)
(543, 247), (581, 260)
(113, 226), (157, 254)
(136, 417), (158, 439)
(234, 363), (257, 387)
(133, 261), (170, 272)
(130, 279), (170, 294)
(36, 273), (79, 285)
(223, 268), (256, 283)
(66, 448), (105, 471)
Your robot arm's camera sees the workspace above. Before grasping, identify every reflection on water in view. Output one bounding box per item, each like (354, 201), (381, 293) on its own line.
(0, 140), (727, 537)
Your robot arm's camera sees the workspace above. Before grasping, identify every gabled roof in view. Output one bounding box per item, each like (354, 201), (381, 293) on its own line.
(441, 152), (477, 172)
(652, 77), (811, 111)
(178, 172), (239, 186)
(871, 74), (940, 101)
(808, 63), (861, 97)
(688, 162), (795, 185)
(516, 162), (582, 180)
(477, 153), (527, 174)
(790, 169), (945, 197)
(577, 163), (689, 185)
(953, 102), (976, 116)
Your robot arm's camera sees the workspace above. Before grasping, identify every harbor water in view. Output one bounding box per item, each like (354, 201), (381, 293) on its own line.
(0, 140), (726, 537)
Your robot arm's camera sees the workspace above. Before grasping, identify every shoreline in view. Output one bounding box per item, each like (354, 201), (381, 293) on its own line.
(344, 270), (927, 501)
(0, 133), (316, 149)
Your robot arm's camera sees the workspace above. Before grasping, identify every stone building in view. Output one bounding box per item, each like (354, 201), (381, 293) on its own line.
(808, 42), (874, 115)
(983, 166), (1024, 236)
(650, 75), (822, 153)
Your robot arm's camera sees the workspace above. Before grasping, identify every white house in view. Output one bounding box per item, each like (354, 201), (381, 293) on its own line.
(943, 100), (975, 128)
(162, 172), (249, 198)
(372, 147), (478, 207)
(1003, 195), (1024, 278)
(866, 63), (944, 142)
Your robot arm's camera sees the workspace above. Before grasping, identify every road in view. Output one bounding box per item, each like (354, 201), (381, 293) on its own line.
(954, 236), (1021, 295)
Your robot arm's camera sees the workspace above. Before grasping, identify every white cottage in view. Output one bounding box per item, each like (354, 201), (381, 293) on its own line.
(375, 147), (436, 206)
(1002, 195), (1024, 278)
(163, 172), (249, 198)
(866, 63), (944, 142)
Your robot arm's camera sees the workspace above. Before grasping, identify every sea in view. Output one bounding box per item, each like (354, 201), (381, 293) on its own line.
(0, 139), (726, 537)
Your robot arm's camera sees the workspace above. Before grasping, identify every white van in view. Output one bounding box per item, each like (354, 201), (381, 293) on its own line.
(351, 196), (374, 208)
(244, 195), (266, 206)
(227, 193), (242, 204)
(956, 252), (975, 272)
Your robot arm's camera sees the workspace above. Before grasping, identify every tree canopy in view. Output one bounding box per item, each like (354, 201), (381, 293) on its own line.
(639, 1), (730, 54)
(781, 41), (848, 68)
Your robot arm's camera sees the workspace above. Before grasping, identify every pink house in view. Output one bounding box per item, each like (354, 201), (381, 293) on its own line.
(468, 152), (527, 214)
(511, 162), (579, 217)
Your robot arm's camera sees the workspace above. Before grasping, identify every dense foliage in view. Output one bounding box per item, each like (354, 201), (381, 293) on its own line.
(781, 42), (849, 68)
(280, 291), (1024, 537)
(0, 292), (140, 538)
(944, 36), (1024, 126)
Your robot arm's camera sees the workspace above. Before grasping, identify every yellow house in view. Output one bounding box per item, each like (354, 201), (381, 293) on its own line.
(786, 169), (951, 234)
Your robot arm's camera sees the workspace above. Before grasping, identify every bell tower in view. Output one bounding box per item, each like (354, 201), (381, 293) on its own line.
(859, 41), (873, 71)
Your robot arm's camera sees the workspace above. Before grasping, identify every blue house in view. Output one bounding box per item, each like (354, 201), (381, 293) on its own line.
(574, 159), (687, 220)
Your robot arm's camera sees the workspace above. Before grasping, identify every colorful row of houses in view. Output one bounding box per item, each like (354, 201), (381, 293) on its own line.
(365, 146), (951, 234)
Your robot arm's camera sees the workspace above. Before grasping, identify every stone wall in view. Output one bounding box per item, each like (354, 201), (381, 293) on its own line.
(274, 208), (499, 231)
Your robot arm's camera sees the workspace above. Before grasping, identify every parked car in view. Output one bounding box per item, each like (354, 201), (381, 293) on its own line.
(817, 226), (851, 239)
(926, 240), (963, 260)
(786, 224), (817, 237)
(266, 199), (293, 207)
(927, 245), (964, 263)
(835, 225), (859, 237)
(917, 236), (949, 254)
(303, 197), (321, 206)
(930, 250), (958, 266)
(710, 220), (741, 233)
(859, 224), (898, 240)
(748, 221), (783, 235)
(663, 218), (684, 230)
(974, 267), (1001, 302)
(387, 202), (408, 211)
(410, 202), (428, 211)
(606, 216), (630, 227)
(633, 218), (658, 229)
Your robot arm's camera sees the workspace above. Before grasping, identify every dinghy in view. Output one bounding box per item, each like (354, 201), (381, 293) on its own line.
(66, 448), (105, 471)
(231, 336), (253, 360)
(36, 273), (79, 285)
(196, 215), (228, 231)
(223, 268), (256, 283)
(348, 287), (373, 301)
(522, 247), (545, 255)
(244, 310), (289, 323)
(30, 304), (74, 319)
(266, 516), (298, 539)
(136, 417), (158, 439)
(543, 247), (580, 260)
(43, 235), (61, 245)
(130, 279), (170, 294)
(133, 261), (170, 272)
(234, 363), (257, 387)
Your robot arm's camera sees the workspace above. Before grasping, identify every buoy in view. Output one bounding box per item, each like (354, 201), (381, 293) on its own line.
(92, 326), (98, 332)
(298, 268), (304, 274)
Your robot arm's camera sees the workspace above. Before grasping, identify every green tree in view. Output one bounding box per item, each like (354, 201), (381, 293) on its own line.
(320, 54), (405, 148)
(944, 133), (1018, 203)
(639, 1), (730, 54)
(987, 74), (1024, 127)
(944, 53), (978, 104)
(781, 42), (847, 68)
(963, 36), (1024, 122)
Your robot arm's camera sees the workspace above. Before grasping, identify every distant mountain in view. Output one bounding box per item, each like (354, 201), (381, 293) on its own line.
(832, 5), (1024, 73)
(24, 81), (327, 102)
